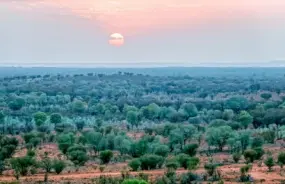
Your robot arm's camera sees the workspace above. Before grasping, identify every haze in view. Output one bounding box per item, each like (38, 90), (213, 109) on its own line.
(1, 0), (285, 66)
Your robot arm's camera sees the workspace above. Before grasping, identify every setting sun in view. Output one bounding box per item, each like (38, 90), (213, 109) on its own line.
(109, 33), (124, 46)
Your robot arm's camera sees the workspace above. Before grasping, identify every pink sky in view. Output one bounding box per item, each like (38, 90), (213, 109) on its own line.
(5, 0), (285, 35)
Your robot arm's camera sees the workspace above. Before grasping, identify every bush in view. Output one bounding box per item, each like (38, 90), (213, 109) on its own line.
(188, 157), (200, 170)
(154, 145), (170, 157)
(253, 147), (264, 160)
(99, 150), (114, 164)
(165, 160), (179, 171)
(180, 172), (198, 184)
(183, 144), (198, 157)
(52, 159), (66, 174)
(176, 154), (190, 169)
(264, 156), (275, 171)
(278, 152), (285, 168)
(243, 149), (257, 163)
(232, 153), (241, 163)
(204, 162), (217, 177)
(129, 159), (141, 171)
(140, 154), (164, 170)
(122, 179), (148, 184)
(99, 165), (105, 172)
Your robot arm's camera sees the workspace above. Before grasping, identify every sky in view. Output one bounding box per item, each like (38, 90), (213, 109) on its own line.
(1, 0), (285, 66)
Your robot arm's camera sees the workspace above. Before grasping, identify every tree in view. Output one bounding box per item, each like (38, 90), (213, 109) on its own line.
(180, 172), (198, 184)
(122, 179), (148, 184)
(243, 149), (257, 163)
(0, 161), (4, 175)
(183, 144), (198, 157)
(40, 153), (52, 183)
(224, 97), (249, 112)
(264, 156), (275, 171)
(72, 100), (87, 114)
(8, 97), (25, 111)
(67, 145), (88, 167)
(260, 93), (272, 100)
(52, 159), (66, 174)
(99, 150), (113, 164)
(206, 126), (233, 151)
(10, 156), (36, 180)
(127, 111), (139, 129)
(237, 111), (253, 129)
(57, 133), (75, 154)
(204, 161), (217, 177)
(176, 154), (191, 169)
(139, 154), (164, 170)
(85, 131), (102, 155)
(154, 145), (170, 157)
(188, 157), (199, 170)
(50, 113), (62, 124)
(278, 152), (285, 169)
(114, 136), (132, 155)
(34, 112), (47, 127)
(181, 103), (198, 118)
(75, 120), (85, 131)
(232, 153), (241, 163)
(128, 159), (141, 171)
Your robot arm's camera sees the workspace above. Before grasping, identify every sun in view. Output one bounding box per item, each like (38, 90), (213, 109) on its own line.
(109, 33), (124, 46)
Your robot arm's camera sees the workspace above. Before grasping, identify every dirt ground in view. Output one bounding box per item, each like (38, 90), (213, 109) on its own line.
(1, 143), (285, 183)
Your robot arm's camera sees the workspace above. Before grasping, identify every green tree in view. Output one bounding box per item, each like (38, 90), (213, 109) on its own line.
(99, 150), (113, 164)
(206, 126), (233, 151)
(50, 113), (62, 124)
(140, 154), (164, 170)
(128, 159), (141, 171)
(57, 133), (75, 154)
(127, 111), (139, 129)
(67, 145), (88, 167)
(264, 156), (275, 172)
(10, 156), (36, 180)
(34, 112), (47, 127)
(40, 153), (52, 183)
(181, 103), (198, 118)
(122, 179), (148, 184)
(243, 149), (257, 163)
(85, 131), (102, 155)
(8, 97), (25, 111)
(188, 157), (200, 170)
(260, 93), (272, 100)
(52, 159), (66, 174)
(237, 111), (253, 129)
(278, 152), (285, 169)
(154, 145), (170, 157)
(72, 100), (87, 114)
(232, 153), (241, 163)
(183, 144), (198, 157)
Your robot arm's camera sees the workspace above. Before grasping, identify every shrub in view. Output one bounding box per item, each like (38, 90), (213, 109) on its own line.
(204, 162), (217, 177)
(99, 165), (105, 172)
(176, 154), (191, 169)
(140, 154), (164, 170)
(165, 160), (179, 171)
(264, 156), (275, 172)
(232, 153), (241, 163)
(253, 147), (264, 160)
(129, 159), (141, 171)
(278, 152), (285, 168)
(52, 159), (66, 174)
(188, 157), (200, 170)
(183, 144), (198, 157)
(154, 145), (170, 157)
(99, 150), (114, 164)
(180, 172), (198, 184)
(122, 179), (148, 184)
(243, 149), (257, 163)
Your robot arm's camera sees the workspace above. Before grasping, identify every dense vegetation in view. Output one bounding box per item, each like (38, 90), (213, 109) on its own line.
(0, 67), (285, 183)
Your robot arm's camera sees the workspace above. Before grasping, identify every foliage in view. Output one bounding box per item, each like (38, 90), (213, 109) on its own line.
(122, 179), (148, 184)
(139, 154), (164, 170)
(129, 159), (141, 171)
(206, 126), (233, 151)
(264, 156), (275, 171)
(52, 159), (66, 174)
(99, 150), (114, 164)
